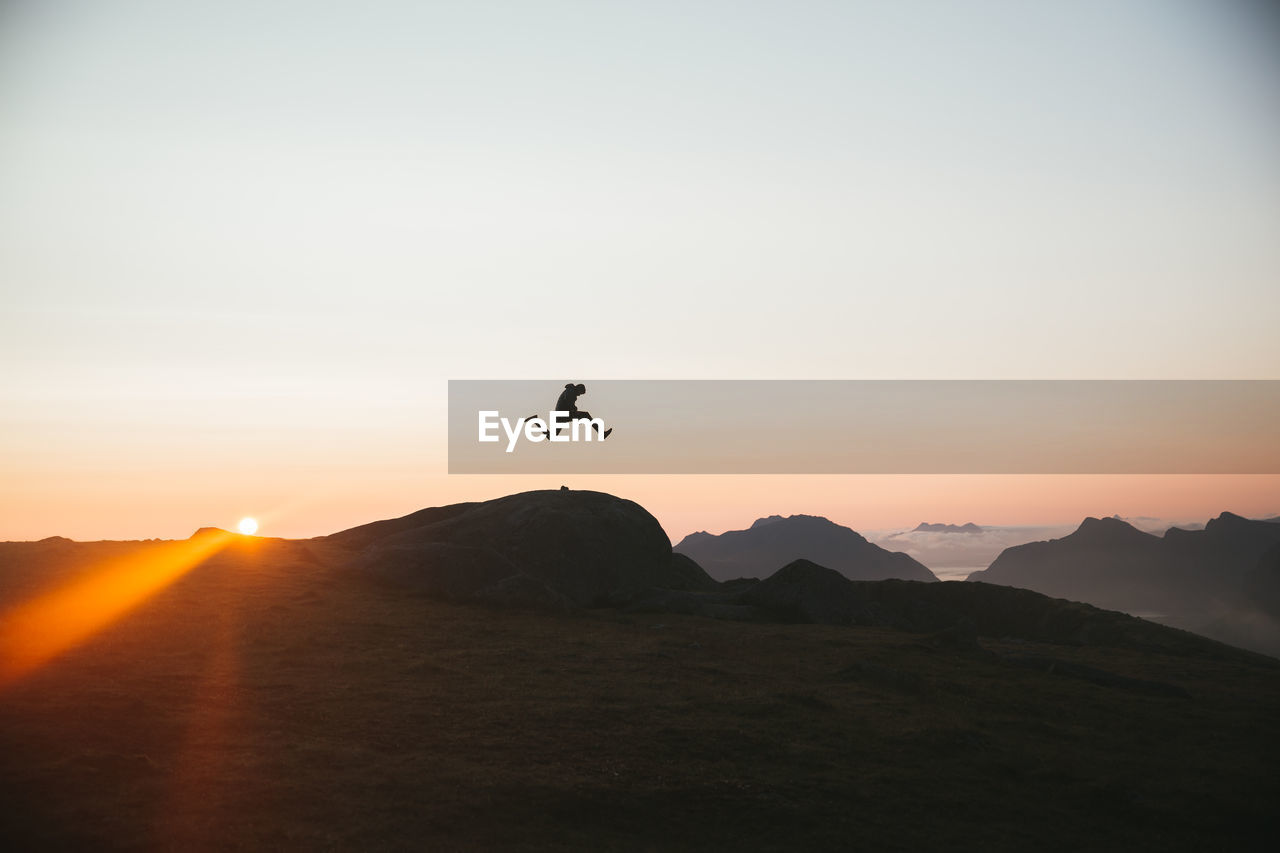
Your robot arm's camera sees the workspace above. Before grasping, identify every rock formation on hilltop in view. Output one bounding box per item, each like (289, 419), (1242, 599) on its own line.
(674, 514), (937, 583)
(326, 489), (717, 607)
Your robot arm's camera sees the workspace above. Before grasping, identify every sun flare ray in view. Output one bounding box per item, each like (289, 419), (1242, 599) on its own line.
(0, 530), (235, 688)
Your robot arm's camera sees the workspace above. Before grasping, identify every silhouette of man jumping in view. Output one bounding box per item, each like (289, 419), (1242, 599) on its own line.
(552, 383), (612, 439)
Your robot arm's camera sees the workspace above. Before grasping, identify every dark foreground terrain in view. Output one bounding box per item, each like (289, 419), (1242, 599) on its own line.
(2, 536), (1279, 852)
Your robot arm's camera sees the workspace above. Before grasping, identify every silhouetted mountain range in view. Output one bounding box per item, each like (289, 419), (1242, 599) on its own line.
(968, 512), (1280, 655)
(673, 514), (937, 583)
(327, 492), (1260, 662)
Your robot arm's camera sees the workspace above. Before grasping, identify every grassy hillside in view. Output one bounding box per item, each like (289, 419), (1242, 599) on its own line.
(1, 540), (1278, 851)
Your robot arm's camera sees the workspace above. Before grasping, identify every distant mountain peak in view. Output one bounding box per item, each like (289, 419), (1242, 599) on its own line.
(1069, 516), (1155, 544)
(749, 514), (830, 529)
(674, 514), (936, 583)
(1206, 511), (1268, 528)
(1203, 511), (1280, 536)
(912, 522), (983, 534)
(1081, 516), (1131, 529)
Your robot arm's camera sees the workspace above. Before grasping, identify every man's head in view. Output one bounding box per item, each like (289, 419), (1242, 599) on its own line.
(574, 383), (587, 395)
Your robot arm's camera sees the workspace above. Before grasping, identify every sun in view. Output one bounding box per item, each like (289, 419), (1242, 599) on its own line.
(237, 517), (259, 536)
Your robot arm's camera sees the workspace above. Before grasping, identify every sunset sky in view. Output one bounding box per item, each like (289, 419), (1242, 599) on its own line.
(2, 1), (1278, 544)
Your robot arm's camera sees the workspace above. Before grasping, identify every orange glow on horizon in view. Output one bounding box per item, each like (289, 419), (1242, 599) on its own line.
(0, 530), (237, 688)
(0, 473), (1276, 545)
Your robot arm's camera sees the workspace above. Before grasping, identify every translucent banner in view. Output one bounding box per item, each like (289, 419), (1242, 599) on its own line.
(448, 380), (1280, 474)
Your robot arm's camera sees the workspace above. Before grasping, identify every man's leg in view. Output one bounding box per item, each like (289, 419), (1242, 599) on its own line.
(572, 411), (611, 439)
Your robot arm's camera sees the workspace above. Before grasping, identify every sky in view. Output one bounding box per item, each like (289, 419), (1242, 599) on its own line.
(2, 0), (1278, 543)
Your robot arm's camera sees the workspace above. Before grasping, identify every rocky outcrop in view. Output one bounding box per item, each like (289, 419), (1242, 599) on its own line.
(332, 489), (716, 607)
(740, 559), (876, 625)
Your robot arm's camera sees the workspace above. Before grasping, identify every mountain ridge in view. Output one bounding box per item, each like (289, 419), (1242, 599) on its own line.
(674, 514), (937, 583)
(969, 511), (1280, 656)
